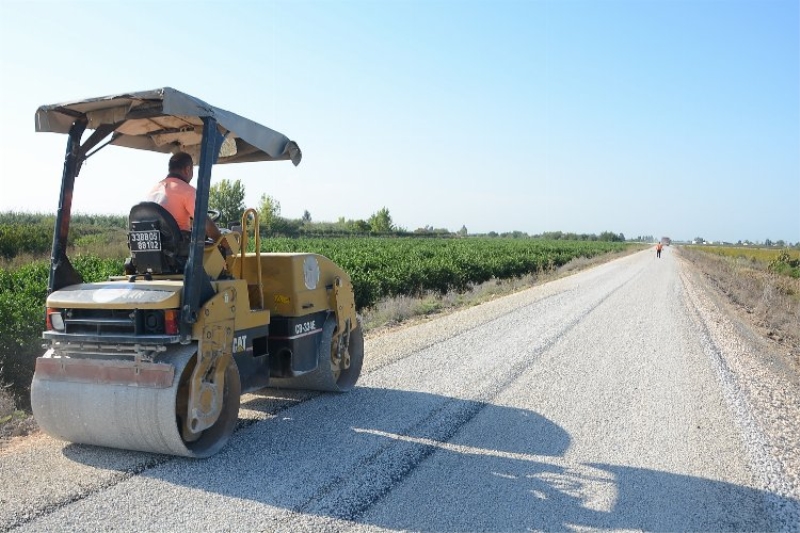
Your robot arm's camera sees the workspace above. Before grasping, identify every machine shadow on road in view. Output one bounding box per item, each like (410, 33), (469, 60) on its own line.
(61, 386), (796, 532)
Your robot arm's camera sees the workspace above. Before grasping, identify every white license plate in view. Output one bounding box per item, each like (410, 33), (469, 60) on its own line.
(130, 230), (162, 251)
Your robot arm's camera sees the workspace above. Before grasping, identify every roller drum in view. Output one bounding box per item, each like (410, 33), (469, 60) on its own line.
(31, 345), (241, 458)
(270, 316), (364, 393)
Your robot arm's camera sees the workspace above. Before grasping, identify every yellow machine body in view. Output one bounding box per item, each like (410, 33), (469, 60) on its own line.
(31, 87), (361, 457)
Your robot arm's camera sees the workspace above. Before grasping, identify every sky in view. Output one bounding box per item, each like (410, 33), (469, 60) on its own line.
(0, 0), (798, 244)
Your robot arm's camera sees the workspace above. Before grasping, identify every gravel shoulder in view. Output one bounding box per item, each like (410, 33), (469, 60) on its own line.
(1, 247), (798, 532)
(678, 253), (800, 513)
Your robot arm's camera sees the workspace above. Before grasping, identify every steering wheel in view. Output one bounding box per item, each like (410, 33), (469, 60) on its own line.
(204, 209), (234, 254)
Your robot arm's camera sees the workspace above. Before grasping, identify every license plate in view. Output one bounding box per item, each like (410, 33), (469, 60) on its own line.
(130, 230), (162, 251)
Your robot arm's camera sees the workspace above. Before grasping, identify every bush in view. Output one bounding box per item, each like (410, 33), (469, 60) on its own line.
(0, 262), (49, 407)
(0, 257), (122, 407)
(0, 223), (53, 259)
(769, 250), (800, 279)
(0, 212), (128, 262)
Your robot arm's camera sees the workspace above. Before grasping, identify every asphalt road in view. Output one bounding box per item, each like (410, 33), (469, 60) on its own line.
(1, 247), (798, 532)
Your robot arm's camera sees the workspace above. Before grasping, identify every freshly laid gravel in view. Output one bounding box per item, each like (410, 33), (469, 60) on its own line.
(1, 246), (797, 532)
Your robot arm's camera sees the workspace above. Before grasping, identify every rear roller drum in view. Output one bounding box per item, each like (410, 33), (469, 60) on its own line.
(271, 315), (364, 392)
(31, 345), (241, 457)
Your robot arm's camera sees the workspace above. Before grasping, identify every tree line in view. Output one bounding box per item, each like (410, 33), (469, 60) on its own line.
(207, 179), (627, 241)
(0, 177), (630, 261)
(209, 179), (404, 237)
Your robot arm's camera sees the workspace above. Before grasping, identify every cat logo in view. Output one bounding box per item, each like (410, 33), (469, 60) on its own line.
(232, 334), (247, 353)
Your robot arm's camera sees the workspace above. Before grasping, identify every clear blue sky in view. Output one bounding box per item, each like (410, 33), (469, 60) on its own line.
(1, 0), (798, 243)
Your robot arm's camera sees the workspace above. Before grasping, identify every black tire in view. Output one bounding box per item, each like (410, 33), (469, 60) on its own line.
(175, 353), (241, 458)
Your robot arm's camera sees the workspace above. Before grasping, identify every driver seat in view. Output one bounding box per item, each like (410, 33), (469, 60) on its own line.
(126, 202), (190, 275)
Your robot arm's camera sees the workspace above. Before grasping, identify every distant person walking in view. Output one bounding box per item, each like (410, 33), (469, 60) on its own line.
(656, 242), (663, 258)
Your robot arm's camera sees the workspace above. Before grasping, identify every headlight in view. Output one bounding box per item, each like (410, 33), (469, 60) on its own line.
(47, 309), (65, 331)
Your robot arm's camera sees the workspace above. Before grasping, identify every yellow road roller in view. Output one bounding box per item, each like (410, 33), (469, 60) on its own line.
(31, 88), (363, 457)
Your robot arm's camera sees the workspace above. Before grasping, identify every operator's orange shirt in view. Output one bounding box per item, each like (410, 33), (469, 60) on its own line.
(145, 176), (196, 231)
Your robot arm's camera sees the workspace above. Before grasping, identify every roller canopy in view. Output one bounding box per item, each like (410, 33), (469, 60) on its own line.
(35, 87), (301, 166)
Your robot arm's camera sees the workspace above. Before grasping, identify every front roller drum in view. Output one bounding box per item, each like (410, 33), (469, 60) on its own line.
(31, 345), (241, 458)
(271, 315), (364, 392)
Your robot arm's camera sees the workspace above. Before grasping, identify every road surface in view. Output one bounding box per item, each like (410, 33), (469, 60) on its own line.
(1, 247), (798, 532)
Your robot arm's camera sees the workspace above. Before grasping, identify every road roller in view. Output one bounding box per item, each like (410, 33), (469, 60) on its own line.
(30, 88), (364, 457)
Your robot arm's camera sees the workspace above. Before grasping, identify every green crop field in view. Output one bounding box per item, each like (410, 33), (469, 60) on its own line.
(260, 237), (628, 308)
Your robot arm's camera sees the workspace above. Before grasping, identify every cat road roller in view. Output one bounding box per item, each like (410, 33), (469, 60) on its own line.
(31, 88), (364, 457)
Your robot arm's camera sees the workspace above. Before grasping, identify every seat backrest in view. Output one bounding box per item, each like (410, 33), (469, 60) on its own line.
(128, 202), (188, 275)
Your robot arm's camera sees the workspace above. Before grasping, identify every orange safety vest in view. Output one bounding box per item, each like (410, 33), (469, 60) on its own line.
(145, 176), (196, 231)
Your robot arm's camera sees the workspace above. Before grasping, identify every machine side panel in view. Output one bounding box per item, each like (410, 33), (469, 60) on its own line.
(232, 324), (270, 392)
(268, 311), (328, 377)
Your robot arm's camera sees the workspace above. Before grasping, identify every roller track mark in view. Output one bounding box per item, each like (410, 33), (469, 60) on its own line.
(1, 454), (169, 532)
(3, 394), (316, 531)
(358, 264), (638, 378)
(287, 260), (647, 524)
(357, 287), (580, 376)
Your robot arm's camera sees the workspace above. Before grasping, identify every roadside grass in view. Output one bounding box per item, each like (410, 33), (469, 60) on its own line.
(361, 251), (628, 333)
(677, 246), (800, 370)
(691, 245), (800, 265)
(0, 383), (37, 443)
(690, 245), (800, 279)
(0, 239), (129, 271)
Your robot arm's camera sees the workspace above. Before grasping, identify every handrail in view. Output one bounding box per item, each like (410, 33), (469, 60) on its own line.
(240, 209), (264, 309)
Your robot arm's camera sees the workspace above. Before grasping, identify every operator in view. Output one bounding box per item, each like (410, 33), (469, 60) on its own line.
(146, 151), (229, 253)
